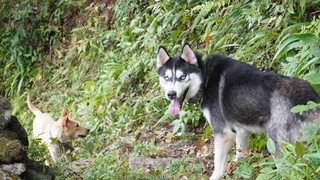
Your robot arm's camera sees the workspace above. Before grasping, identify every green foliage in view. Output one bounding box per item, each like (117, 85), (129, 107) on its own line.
(233, 153), (268, 179)
(250, 135), (268, 151)
(267, 137), (276, 154)
(171, 105), (202, 135)
(0, 0), (74, 95)
(1, 0), (320, 179)
(192, 0), (284, 67)
(259, 120), (320, 180)
(166, 159), (206, 179)
(291, 101), (320, 115)
(27, 138), (47, 162)
(258, 103), (320, 180)
(278, 19), (320, 78)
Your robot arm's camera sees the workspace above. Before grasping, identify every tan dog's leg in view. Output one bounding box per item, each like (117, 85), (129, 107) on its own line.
(48, 144), (60, 162)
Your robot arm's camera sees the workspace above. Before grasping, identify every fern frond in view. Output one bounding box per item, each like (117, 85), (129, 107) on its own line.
(192, 0), (232, 14)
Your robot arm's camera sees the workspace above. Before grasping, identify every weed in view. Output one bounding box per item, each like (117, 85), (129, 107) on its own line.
(1, 0), (320, 179)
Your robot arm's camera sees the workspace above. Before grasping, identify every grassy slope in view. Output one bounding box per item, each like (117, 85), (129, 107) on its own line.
(1, 0), (320, 179)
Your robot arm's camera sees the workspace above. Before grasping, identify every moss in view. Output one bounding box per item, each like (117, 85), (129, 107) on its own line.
(0, 130), (27, 163)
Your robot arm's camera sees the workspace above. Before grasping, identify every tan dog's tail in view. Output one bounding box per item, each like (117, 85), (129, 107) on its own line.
(26, 95), (42, 116)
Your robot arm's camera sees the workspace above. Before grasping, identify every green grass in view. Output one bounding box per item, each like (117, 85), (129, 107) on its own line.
(1, 0), (320, 179)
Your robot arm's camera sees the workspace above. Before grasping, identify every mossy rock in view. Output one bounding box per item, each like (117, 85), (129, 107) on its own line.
(24, 160), (54, 180)
(7, 116), (29, 147)
(0, 169), (21, 180)
(0, 130), (27, 163)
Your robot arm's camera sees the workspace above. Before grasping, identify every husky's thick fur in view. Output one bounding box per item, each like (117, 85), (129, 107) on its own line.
(156, 43), (320, 180)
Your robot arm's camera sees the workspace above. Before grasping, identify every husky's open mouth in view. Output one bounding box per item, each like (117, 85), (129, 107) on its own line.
(168, 88), (189, 115)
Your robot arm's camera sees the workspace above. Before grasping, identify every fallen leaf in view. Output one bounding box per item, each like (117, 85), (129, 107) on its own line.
(165, 132), (174, 143)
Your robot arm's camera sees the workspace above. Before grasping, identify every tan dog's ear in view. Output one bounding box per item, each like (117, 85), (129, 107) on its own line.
(60, 116), (67, 127)
(61, 108), (68, 117)
(60, 108), (68, 127)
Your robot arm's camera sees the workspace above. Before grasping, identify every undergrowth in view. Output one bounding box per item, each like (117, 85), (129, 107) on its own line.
(0, 0), (319, 179)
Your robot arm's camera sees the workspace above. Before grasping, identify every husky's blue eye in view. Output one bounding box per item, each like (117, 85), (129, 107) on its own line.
(164, 76), (170, 81)
(180, 74), (187, 80)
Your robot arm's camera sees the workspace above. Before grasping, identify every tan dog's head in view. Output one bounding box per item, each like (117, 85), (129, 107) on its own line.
(58, 108), (90, 143)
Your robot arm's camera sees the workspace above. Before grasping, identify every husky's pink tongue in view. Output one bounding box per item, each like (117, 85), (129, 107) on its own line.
(169, 99), (181, 115)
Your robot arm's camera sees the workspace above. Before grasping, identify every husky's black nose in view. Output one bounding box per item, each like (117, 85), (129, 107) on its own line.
(167, 91), (177, 100)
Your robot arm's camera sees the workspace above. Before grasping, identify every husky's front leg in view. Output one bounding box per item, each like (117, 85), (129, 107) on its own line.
(210, 130), (235, 180)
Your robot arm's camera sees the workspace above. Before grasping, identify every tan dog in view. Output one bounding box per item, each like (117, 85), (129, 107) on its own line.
(26, 95), (90, 163)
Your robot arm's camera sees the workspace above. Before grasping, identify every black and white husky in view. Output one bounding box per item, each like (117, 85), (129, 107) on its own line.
(156, 43), (320, 180)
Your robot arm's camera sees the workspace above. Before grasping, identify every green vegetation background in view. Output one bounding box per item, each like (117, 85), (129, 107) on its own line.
(0, 0), (320, 179)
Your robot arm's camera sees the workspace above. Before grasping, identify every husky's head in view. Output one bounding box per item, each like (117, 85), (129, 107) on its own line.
(157, 43), (203, 115)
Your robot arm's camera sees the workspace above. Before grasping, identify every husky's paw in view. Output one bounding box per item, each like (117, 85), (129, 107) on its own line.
(210, 172), (222, 180)
(233, 154), (242, 162)
(234, 149), (246, 161)
(233, 156), (239, 162)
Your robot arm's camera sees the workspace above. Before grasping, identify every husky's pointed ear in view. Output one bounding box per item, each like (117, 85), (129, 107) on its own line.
(157, 46), (170, 69)
(181, 43), (198, 65)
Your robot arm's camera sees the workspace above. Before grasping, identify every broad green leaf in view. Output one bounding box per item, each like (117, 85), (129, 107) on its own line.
(281, 22), (310, 35)
(299, 0), (306, 13)
(256, 173), (274, 180)
(275, 15), (283, 28)
(304, 153), (320, 159)
(172, 120), (183, 134)
(178, 110), (187, 117)
(132, 27), (145, 33)
(295, 141), (305, 157)
(153, 113), (172, 128)
(172, 12), (182, 25)
(267, 138), (276, 154)
(294, 33), (319, 44)
(289, 163), (308, 176)
(311, 46), (320, 57)
(300, 57), (319, 73)
(274, 35), (300, 60)
(291, 101), (319, 114)
(304, 72), (320, 84)
(287, 4), (295, 14)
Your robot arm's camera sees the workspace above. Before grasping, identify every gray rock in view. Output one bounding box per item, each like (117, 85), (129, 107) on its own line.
(0, 96), (11, 129)
(0, 97), (54, 179)
(0, 163), (26, 175)
(0, 168), (21, 180)
(0, 129), (27, 163)
(24, 160), (54, 180)
(129, 157), (174, 170)
(7, 116), (29, 147)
